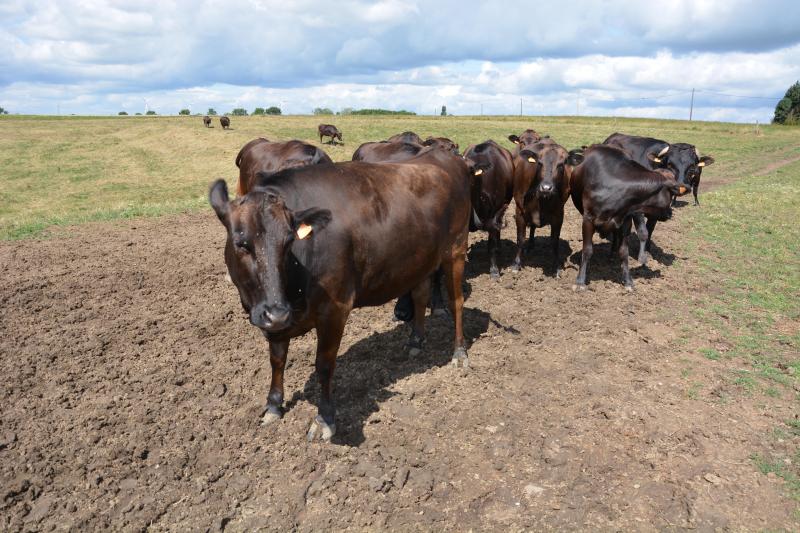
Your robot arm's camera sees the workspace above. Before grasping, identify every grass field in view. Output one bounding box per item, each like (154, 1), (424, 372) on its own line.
(1, 114), (799, 240)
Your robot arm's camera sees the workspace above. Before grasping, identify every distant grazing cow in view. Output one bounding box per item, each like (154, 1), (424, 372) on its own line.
(351, 141), (424, 163)
(236, 138), (333, 196)
(209, 147), (472, 441)
(203, 115), (212, 128)
(603, 132), (715, 260)
(318, 124), (342, 144)
(422, 136), (459, 155)
(462, 140), (514, 278)
(220, 116), (231, 129)
(569, 145), (681, 291)
(387, 131), (423, 145)
(510, 137), (581, 277)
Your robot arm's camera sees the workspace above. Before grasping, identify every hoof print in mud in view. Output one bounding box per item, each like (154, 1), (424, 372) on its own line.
(307, 415), (335, 442)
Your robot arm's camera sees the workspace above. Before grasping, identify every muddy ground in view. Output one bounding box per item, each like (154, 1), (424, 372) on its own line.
(1, 193), (798, 531)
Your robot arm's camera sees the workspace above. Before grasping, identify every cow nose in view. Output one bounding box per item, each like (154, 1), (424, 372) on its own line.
(539, 183), (553, 194)
(250, 302), (292, 330)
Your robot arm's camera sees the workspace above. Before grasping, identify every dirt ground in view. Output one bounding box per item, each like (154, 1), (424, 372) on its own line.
(1, 193), (798, 531)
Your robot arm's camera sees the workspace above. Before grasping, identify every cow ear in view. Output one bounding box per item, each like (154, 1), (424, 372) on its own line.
(698, 155), (714, 167)
(292, 207), (332, 240)
(422, 137), (435, 146)
(508, 135), (520, 144)
(209, 179), (231, 227)
(471, 162), (491, 176)
(520, 149), (537, 164)
(566, 149), (584, 166)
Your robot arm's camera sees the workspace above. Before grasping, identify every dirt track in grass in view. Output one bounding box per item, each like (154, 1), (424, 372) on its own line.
(1, 191), (798, 531)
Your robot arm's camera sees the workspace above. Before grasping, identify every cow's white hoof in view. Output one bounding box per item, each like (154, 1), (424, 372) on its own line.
(224, 273), (232, 283)
(261, 410), (281, 426)
(307, 415), (335, 442)
(572, 283), (587, 292)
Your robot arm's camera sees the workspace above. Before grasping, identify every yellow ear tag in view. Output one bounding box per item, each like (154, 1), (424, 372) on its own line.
(678, 186), (688, 195)
(697, 162), (705, 167)
(653, 157), (661, 163)
(474, 168), (483, 175)
(528, 156), (536, 163)
(296, 223), (313, 240)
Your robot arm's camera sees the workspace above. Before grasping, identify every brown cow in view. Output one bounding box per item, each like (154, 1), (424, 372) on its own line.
(387, 131), (423, 144)
(351, 141), (424, 163)
(510, 137), (579, 277)
(508, 129), (542, 148)
(220, 116), (230, 129)
(462, 140), (514, 278)
(236, 138), (333, 196)
(318, 124), (342, 144)
(203, 115), (212, 128)
(209, 147), (471, 441)
(570, 145), (681, 291)
(422, 136), (459, 155)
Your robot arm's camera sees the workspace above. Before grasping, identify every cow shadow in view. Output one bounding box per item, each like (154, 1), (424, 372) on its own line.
(290, 306), (493, 446)
(466, 234), (572, 279)
(671, 199), (690, 208)
(628, 234), (676, 267)
(567, 239), (667, 285)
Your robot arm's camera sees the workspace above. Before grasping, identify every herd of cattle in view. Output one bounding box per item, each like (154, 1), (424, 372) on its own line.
(208, 124), (714, 441)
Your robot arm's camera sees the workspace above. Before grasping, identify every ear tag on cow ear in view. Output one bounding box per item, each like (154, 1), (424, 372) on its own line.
(474, 168), (483, 176)
(653, 157), (662, 163)
(678, 186), (688, 195)
(296, 223), (313, 240)
(697, 161), (705, 167)
(528, 156), (536, 163)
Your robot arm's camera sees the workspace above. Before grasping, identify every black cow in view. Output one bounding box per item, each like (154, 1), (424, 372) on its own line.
(209, 148), (471, 441)
(510, 137), (580, 277)
(570, 145), (681, 291)
(318, 124), (342, 144)
(203, 115), (212, 128)
(462, 140), (514, 278)
(220, 116), (231, 129)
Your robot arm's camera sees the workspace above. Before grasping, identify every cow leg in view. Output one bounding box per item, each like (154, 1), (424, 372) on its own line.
(573, 218), (594, 291)
(393, 293), (414, 322)
(633, 214), (649, 266)
(511, 210), (526, 272)
(693, 182), (700, 206)
(407, 277), (431, 356)
(645, 217), (657, 252)
(261, 338), (289, 425)
(488, 226), (501, 279)
(307, 311), (348, 442)
(430, 267), (448, 316)
(442, 252), (468, 368)
(551, 213), (564, 278)
(618, 226), (633, 291)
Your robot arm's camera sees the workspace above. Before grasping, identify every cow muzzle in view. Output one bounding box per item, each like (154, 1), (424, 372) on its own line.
(538, 183), (554, 197)
(250, 302), (292, 331)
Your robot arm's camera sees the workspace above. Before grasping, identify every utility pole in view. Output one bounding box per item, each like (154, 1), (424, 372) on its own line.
(576, 90), (580, 116)
(480, 103), (483, 116)
(689, 88), (695, 121)
(520, 98), (523, 116)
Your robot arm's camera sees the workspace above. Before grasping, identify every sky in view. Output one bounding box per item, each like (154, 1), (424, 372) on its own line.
(1, 0), (799, 123)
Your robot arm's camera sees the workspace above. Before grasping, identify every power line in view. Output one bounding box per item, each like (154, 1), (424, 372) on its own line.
(694, 89), (782, 100)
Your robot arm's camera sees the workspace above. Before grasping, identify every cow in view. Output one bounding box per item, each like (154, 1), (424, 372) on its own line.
(208, 148), (472, 441)
(422, 136), (459, 155)
(569, 145), (681, 291)
(351, 141), (424, 163)
(603, 132), (715, 260)
(508, 129), (542, 148)
(318, 124), (343, 145)
(387, 131), (423, 145)
(236, 138), (333, 196)
(462, 140), (514, 278)
(220, 116), (231, 129)
(509, 137), (579, 277)
(203, 115), (212, 128)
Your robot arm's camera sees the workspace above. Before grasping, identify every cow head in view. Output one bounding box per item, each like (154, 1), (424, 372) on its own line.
(209, 179), (331, 332)
(651, 143), (714, 195)
(519, 141), (574, 201)
(423, 136), (459, 155)
(641, 170), (681, 221)
(508, 129), (542, 148)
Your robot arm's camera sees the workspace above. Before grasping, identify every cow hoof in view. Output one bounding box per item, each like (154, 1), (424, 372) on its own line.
(554, 269), (562, 279)
(511, 264), (521, 273)
(572, 283), (587, 292)
(306, 415), (335, 442)
(489, 268), (500, 280)
(450, 347), (469, 368)
(261, 409), (282, 426)
(224, 272), (232, 284)
(638, 253), (648, 266)
(624, 284), (634, 293)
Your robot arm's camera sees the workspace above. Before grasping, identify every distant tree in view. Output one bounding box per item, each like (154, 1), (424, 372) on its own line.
(440, 105), (447, 116)
(178, 108), (190, 115)
(773, 81), (800, 125)
(340, 107), (354, 115)
(207, 108), (218, 116)
(231, 108), (248, 116)
(118, 111), (128, 115)
(0, 106), (8, 114)
(146, 110), (157, 115)
(252, 107), (265, 116)
(313, 107), (334, 115)
(349, 108), (416, 116)
(265, 106), (282, 115)
(135, 112), (142, 115)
